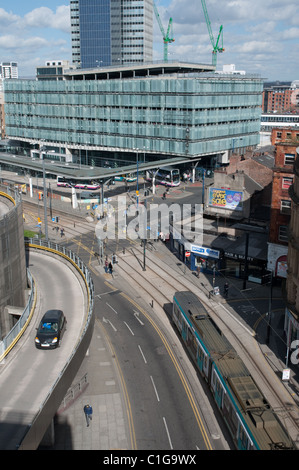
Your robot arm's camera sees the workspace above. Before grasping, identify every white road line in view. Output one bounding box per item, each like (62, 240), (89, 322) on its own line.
(106, 302), (118, 314)
(138, 345), (147, 364)
(96, 290), (117, 298)
(133, 311), (144, 325)
(123, 321), (134, 336)
(163, 417), (173, 450)
(150, 375), (160, 402)
(102, 316), (117, 332)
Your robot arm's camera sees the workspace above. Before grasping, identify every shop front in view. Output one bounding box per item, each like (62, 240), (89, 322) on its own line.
(223, 250), (267, 283)
(170, 227), (222, 274)
(190, 245), (221, 274)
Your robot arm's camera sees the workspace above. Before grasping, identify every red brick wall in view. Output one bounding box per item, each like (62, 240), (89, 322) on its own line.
(271, 127), (299, 147)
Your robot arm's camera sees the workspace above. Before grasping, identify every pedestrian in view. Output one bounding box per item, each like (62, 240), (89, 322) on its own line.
(223, 282), (229, 298)
(109, 261), (113, 275)
(83, 404), (93, 427)
(105, 258), (108, 273)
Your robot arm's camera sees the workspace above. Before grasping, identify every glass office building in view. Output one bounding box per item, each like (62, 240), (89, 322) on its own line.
(3, 64), (263, 166)
(70, 0), (153, 68)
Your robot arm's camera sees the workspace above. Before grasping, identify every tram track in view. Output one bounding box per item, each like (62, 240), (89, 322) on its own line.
(22, 199), (98, 240)
(117, 241), (299, 444)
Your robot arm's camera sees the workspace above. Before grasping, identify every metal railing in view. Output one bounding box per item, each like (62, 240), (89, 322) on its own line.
(0, 238), (94, 364)
(59, 373), (88, 411)
(0, 269), (35, 363)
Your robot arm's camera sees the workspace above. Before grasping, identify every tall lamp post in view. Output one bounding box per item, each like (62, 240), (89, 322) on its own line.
(266, 271), (273, 345)
(136, 150), (139, 207)
(40, 148), (55, 241)
(143, 196), (147, 271)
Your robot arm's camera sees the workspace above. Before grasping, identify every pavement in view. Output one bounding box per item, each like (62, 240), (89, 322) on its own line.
(8, 174), (299, 450)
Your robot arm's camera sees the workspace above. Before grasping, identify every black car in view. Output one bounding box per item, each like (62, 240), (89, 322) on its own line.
(35, 309), (66, 349)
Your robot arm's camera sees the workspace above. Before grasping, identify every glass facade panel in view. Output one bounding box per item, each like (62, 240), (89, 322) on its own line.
(4, 75), (263, 159)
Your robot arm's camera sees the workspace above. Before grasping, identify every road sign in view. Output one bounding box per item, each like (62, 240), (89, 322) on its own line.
(185, 251), (191, 257)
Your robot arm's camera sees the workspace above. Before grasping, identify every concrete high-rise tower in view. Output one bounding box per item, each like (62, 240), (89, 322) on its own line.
(70, 0), (153, 69)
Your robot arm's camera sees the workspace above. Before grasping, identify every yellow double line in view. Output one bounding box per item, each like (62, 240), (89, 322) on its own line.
(97, 317), (137, 450)
(120, 292), (213, 450)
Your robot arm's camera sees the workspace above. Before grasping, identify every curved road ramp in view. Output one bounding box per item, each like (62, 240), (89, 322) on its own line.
(0, 240), (94, 450)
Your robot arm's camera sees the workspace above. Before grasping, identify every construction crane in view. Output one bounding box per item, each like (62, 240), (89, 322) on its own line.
(201, 0), (224, 67)
(153, 1), (175, 62)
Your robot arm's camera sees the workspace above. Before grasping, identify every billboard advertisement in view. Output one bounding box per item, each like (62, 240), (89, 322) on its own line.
(208, 188), (243, 211)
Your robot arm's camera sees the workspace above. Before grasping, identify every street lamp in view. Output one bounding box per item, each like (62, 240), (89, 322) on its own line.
(142, 196), (147, 271)
(40, 148), (55, 241)
(266, 271), (273, 345)
(134, 148), (139, 207)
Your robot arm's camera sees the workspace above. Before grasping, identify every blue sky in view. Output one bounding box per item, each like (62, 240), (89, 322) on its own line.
(0, 0), (298, 81)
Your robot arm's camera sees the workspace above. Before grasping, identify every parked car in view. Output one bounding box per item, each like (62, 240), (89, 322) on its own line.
(35, 309), (66, 349)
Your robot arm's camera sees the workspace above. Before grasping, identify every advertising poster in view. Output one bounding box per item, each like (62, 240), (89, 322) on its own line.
(208, 188), (243, 211)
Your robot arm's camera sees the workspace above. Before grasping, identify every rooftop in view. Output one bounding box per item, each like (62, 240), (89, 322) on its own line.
(65, 61), (216, 80)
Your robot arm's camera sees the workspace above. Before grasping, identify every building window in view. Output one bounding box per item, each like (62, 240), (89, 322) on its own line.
(281, 200), (291, 214)
(278, 225), (288, 242)
(285, 153), (295, 165)
(282, 177), (293, 189)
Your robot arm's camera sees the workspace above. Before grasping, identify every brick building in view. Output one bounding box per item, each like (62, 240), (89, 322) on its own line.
(267, 128), (299, 277)
(225, 153), (273, 211)
(262, 82), (299, 113)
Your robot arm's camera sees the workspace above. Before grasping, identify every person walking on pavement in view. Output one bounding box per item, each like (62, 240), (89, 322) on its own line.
(83, 404), (93, 427)
(109, 261), (113, 275)
(223, 282), (229, 298)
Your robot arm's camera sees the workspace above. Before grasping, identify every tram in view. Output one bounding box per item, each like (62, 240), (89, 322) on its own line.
(146, 167), (180, 187)
(56, 176), (100, 190)
(172, 291), (295, 450)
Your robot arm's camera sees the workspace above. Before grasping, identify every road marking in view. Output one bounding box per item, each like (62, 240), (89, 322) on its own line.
(106, 302), (118, 314)
(138, 345), (147, 364)
(96, 290), (118, 299)
(163, 417), (173, 449)
(124, 321), (134, 336)
(97, 319), (137, 450)
(103, 316), (117, 332)
(134, 311), (144, 325)
(150, 375), (160, 402)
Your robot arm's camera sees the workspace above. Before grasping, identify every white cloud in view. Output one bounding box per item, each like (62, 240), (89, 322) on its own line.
(0, 5), (71, 76)
(24, 6), (71, 33)
(0, 35), (48, 50)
